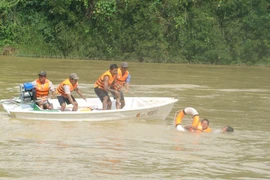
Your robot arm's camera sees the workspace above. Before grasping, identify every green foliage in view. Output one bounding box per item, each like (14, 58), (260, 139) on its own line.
(0, 0), (269, 65)
(216, 0), (270, 65)
(0, 0), (20, 46)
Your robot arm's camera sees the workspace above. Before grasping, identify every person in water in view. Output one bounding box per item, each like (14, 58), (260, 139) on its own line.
(174, 107), (211, 132)
(32, 71), (56, 110)
(221, 125), (234, 132)
(174, 107), (235, 133)
(184, 118), (211, 133)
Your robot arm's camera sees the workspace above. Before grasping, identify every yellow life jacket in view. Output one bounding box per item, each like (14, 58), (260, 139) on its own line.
(56, 79), (78, 97)
(94, 70), (115, 90)
(196, 122), (212, 132)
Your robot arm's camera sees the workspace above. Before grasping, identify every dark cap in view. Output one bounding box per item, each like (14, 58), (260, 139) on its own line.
(38, 71), (46, 77)
(121, 62), (129, 68)
(69, 73), (79, 80)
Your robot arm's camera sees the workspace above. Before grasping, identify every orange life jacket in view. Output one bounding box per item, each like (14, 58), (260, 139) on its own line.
(113, 68), (129, 90)
(196, 122), (212, 132)
(174, 107), (211, 133)
(94, 70), (115, 91)
(35, 79), (50, 98)
(56, 79), (78, 97)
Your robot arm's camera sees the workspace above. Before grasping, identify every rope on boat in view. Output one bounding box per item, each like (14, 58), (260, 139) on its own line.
(128, 91), (154, 107)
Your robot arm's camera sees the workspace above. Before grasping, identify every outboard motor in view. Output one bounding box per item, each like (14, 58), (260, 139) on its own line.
(19, 82), (36, 102)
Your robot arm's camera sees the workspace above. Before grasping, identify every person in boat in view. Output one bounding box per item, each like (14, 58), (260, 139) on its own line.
(174, 107), (212, 132)
(32, 71), (56, 110)
(94, 64), (120, 110)
(56, 73), (86, 111)
(111, 62), (131, 109)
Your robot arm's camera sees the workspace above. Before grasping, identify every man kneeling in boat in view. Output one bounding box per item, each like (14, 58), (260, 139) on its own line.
(32, 71), (56, 110)
(174, 107), (212, 133)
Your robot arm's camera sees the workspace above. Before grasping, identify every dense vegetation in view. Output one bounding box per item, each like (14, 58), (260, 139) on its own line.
(0, 0), (269, 65)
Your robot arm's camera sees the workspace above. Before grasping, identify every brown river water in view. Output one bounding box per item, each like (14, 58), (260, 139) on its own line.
(0, 56), (269, 179)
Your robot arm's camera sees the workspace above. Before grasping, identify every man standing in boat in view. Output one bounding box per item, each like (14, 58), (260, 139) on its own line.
(94, 64), (120, 110)
(56, 73), (86, 111)
(111, 62), (131, 109)
(32, 71), (56, 110)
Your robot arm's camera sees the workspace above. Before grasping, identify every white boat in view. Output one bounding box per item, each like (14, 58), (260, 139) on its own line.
(0, 97), (178, 122)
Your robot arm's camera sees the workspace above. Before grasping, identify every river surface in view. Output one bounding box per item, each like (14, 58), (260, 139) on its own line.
(0, 56), (269, 179)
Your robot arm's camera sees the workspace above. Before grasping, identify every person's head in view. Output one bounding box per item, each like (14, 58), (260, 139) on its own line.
(120, 62), (129, 73)
(109, 64), (118, 75)
(38, 71), (47, 83)
(221, 125), (234, 132)
(201, 118), (210, 130)
(69, 73), (79, 85)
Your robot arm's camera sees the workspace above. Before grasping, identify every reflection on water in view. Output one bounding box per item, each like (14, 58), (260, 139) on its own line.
(0, 57), (270, 179)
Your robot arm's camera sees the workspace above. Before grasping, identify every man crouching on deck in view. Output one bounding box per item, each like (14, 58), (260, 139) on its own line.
(56, 73), (86, 111)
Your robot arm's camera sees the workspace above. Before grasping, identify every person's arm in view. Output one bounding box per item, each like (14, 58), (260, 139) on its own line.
(49, 81), (56, 98)
(104, 76), (119, 96)
(184, 125), (197, 132)
(75, 88), (86, 100)
(111, 79), (122, 90)
(125, 83), (130, 92)
(31, 80), (37, 88)
(51, 91), (56, 98)
(66, 94), (76, 106)
(124, 74), (131, 92)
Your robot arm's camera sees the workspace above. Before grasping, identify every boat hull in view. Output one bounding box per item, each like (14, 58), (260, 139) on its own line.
(1, 97), (178, 122)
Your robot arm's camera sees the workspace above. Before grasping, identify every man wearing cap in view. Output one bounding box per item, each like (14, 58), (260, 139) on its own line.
(94, 64), (120, 110)
(32, 71), (56, 110)
(56, 73), (86, 111)
(111, 62), (131, 109)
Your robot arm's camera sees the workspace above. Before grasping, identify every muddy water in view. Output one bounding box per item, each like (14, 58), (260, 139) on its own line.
(0, 56), (269, 179)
